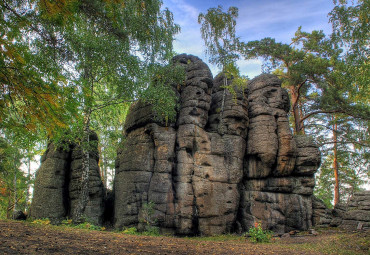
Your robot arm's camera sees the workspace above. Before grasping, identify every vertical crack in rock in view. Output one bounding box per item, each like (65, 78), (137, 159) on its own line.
(30, 133), (105, 225)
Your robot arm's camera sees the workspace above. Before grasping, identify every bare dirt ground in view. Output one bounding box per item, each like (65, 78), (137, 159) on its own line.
(0, 220), (369, 255)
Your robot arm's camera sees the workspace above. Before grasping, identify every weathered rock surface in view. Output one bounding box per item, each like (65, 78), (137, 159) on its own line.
(312, 196), (333, 227)
(114, 54), (246, 235)
(312, 191), (370, 230)
(237, 74), (320, 234)
(114, 54), (321, 235)
(30, 143), (71, 223)
(31, 54), (322, 235)
(341, 191), (370, 230)
(30, 134), (105, 225)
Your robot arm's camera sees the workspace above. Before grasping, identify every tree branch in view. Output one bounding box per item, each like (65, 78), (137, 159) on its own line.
(319, 140), (370, 148)
(297, 78), (307, 92)
(300, 110), (341, 123)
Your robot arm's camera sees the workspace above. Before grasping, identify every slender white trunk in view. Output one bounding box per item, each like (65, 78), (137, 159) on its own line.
(25, 154), (31, 212)
(218, 76), (227, 135)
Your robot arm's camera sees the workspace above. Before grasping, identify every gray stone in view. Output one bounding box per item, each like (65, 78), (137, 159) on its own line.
(113, 60), (322, 235)
(30, 133), (105, 225)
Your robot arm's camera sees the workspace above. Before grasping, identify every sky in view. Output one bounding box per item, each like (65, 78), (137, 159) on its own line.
(162, 0), (335, 78)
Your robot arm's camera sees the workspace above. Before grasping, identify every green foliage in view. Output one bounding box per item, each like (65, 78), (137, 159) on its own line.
(61, 219), (105, 231)
(139, 201), (160, 235)
(219, 62), (249, 103)
(247, 222), (273, 243)
(122, 227), (139, 235)
(140, 201), (157, 227)
(32, 218), (51, 225)
(1, 0), (181, 199)
(142, 226), (160, 236)
(198, 5), (239, 69)
(141, 64), (186, 124)
(74, 222), (105, 231)
(0, 137), (30, 219)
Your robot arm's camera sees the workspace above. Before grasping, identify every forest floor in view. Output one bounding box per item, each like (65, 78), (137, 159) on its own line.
(0, 220), (369, 255)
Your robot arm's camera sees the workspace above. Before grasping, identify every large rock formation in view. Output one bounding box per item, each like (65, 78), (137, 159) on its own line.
(30, 133), (105, 225)
(312, 191), (370, 230)
(114, 54), (321, 235)
(237, 75), (320, 234)
(341, 191), (370, 230)
(30, 54), (322, 234)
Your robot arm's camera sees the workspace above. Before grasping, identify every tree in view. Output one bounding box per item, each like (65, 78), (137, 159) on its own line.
(238, 28), (336, 134)
(0, 1), (71, 136)
(0, 137), (29, 219)
(198, 5), (247, 133)
(235, 0), (369, 205)
(1, 0), (181, 223)
(198, 5), (239, 70)
(310, 0), (369, 205)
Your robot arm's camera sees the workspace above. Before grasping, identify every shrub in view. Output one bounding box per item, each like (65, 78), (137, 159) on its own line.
(247, 222), (273, 243)
(122, 227), (138, 235)
(143, 226), (160, 236)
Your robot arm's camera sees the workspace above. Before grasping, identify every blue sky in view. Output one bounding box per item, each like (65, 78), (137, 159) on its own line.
(162, 0), (335, 78)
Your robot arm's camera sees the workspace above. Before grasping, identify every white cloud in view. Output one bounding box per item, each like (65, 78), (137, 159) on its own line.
(163, 0), (334, 77)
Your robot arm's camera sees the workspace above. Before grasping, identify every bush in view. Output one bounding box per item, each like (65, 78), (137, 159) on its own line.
(122, 227), (138, 235)
(247, 222), (273, 243)
(143, 226), (160, 236)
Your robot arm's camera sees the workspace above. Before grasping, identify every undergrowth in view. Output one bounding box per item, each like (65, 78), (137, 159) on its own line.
(247, 222), (273, 243)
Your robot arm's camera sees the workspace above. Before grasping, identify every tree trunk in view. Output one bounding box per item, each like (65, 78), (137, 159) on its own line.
(99, 146), (107, 189)
(333, 121), (340, 206)
(13, 159), (17, 218)
(218, 75), (227, 135)
(290, 86), (302, 134)
(25, 154), (31, 212)
(73, 112), (91, 223)
(298, 101), (306, 134)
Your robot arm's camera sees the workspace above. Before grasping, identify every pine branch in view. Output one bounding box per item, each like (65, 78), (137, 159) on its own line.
(297, 78), (308, 92)
(300, 110), (341, 123)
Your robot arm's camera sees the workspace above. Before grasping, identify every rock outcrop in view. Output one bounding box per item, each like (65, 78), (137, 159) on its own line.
(31, 54), (322, 235)
(30, 133), (104, 225)
(312, 191), (370, 230)
(114, 54), (321, 235)
(341, 191), (370, 230)
(312, 196), (333, 227)
(237, 75), (320, 234)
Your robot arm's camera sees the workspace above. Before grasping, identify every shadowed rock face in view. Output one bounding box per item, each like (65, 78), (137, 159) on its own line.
(30, 133), (104, 225)
(114, 54), (321, 235)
